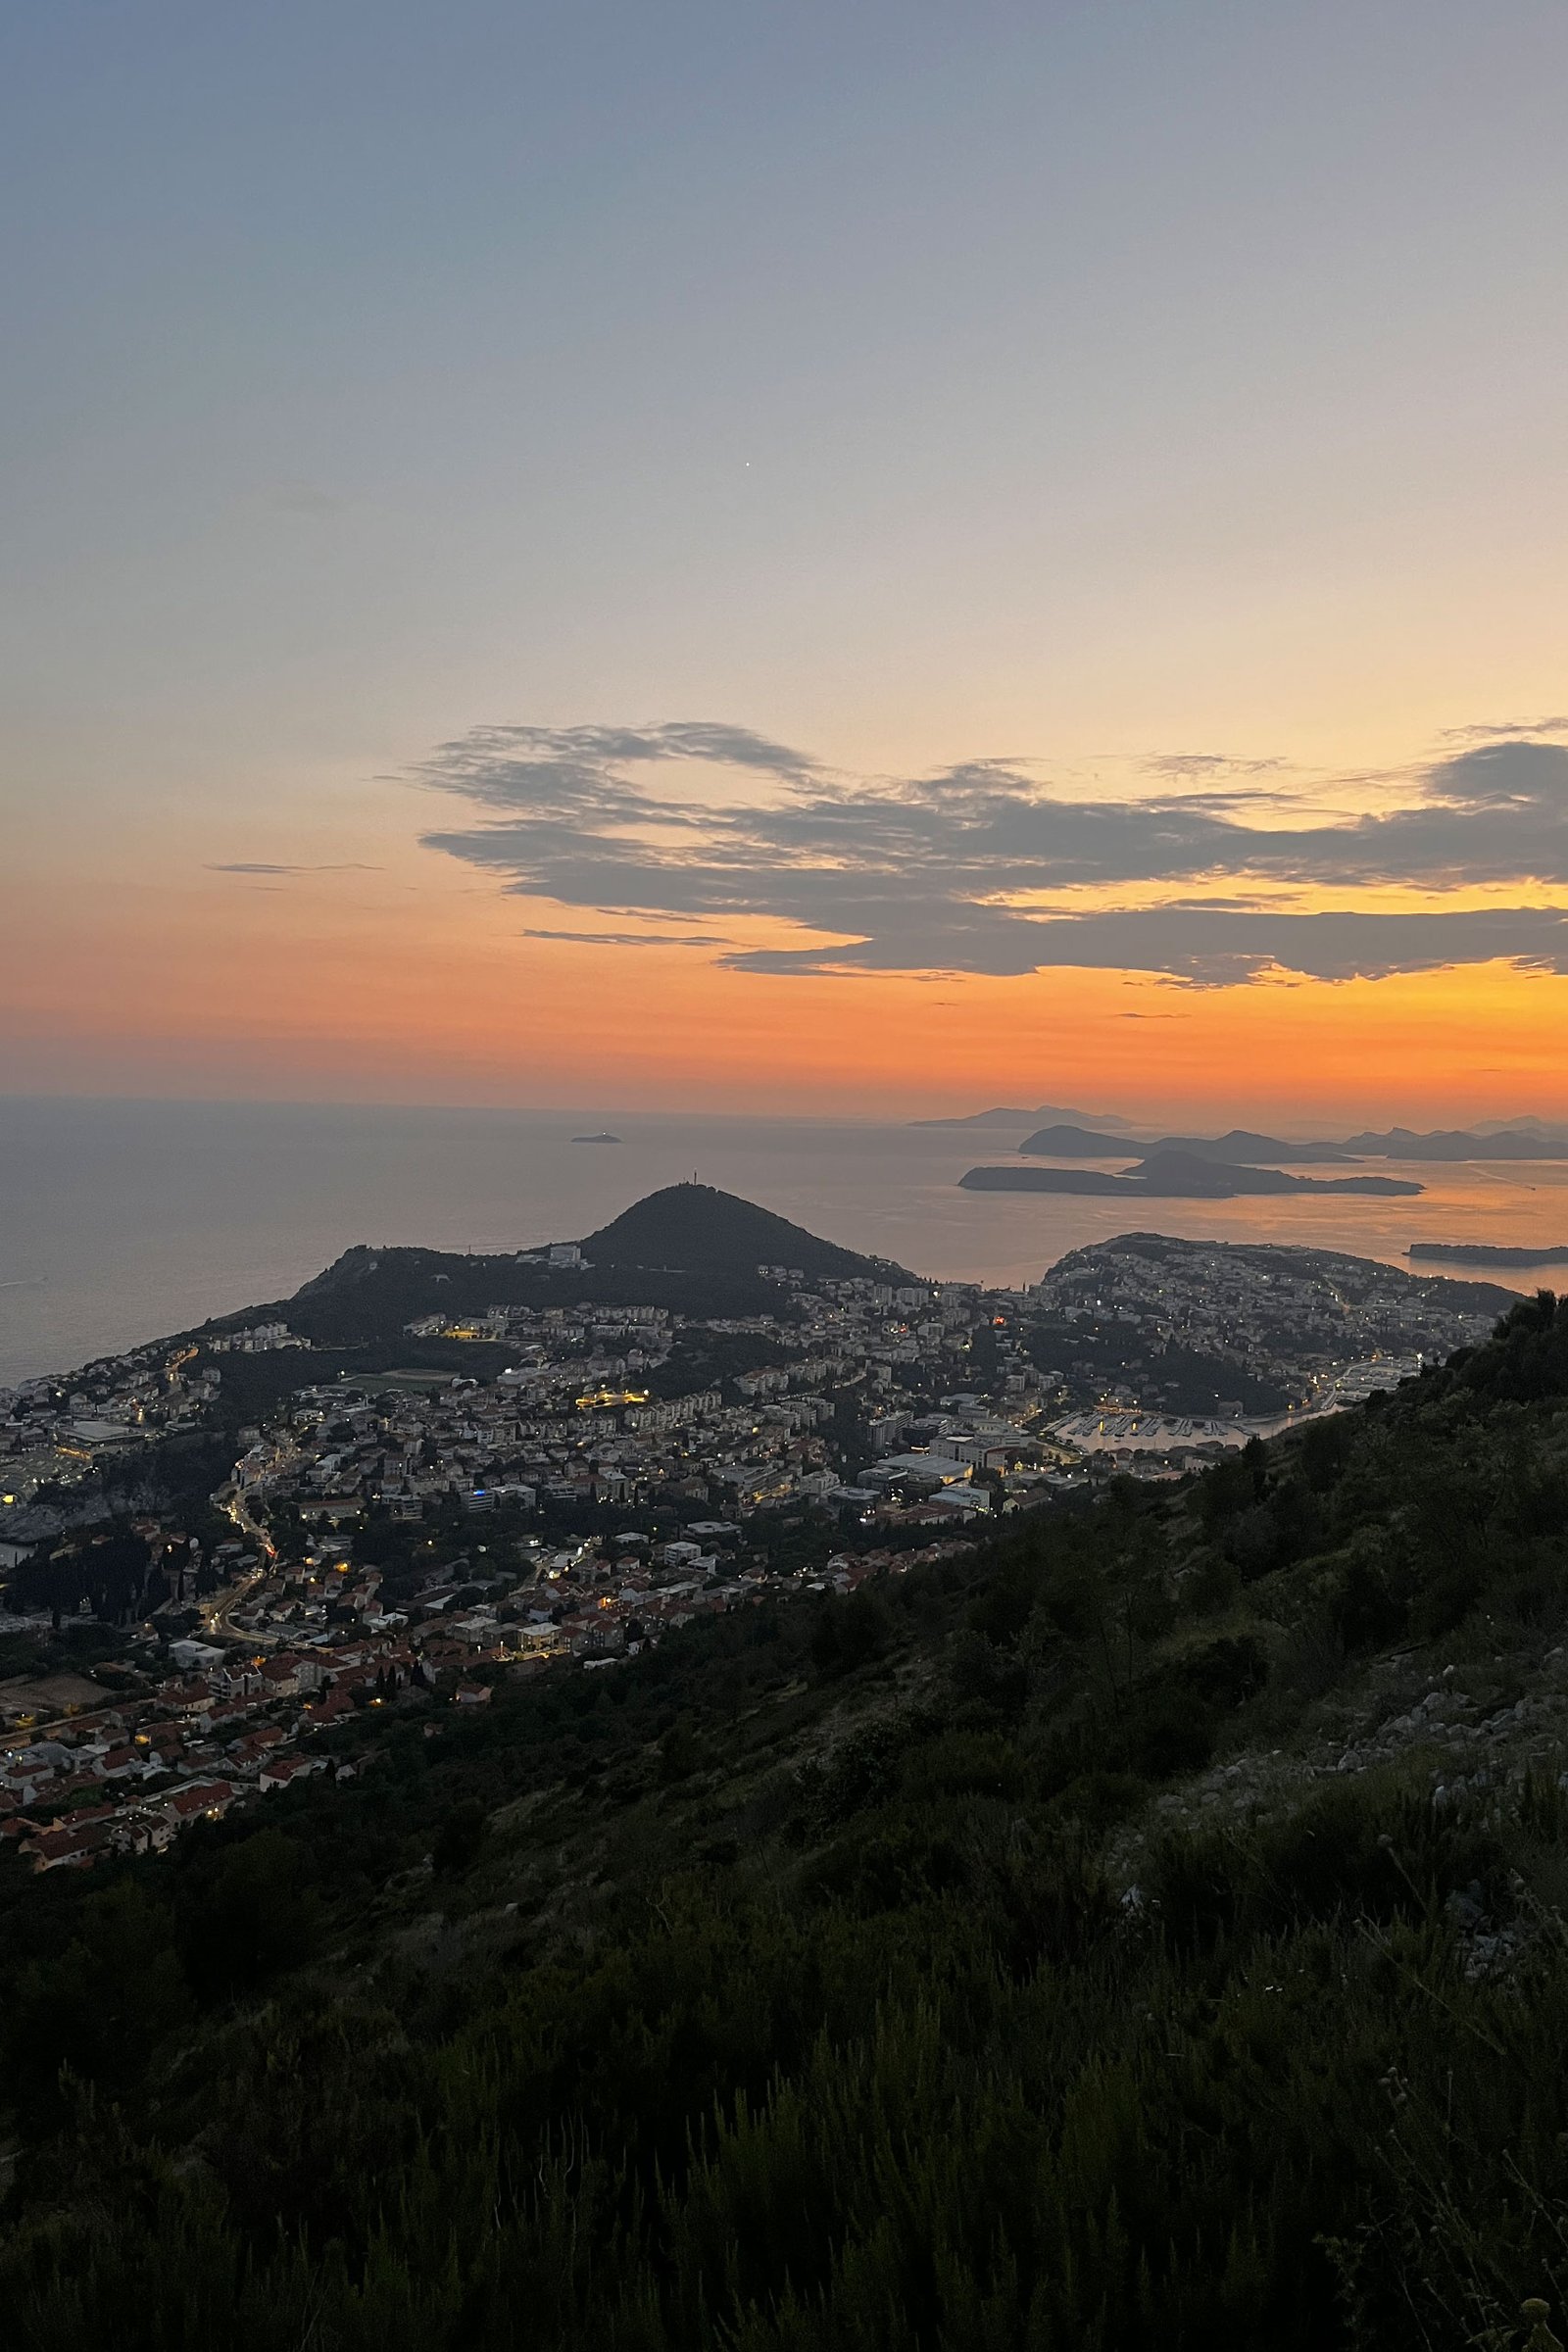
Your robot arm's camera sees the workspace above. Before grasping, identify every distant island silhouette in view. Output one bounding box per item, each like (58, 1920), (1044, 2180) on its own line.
(913, 1102), (1137, 1131)
(961, 1152), (1424, 1200)
(1343, 1126), (1568, 1160)
(570, 1131), (622, 1144)
(1408, 1242), (1568, 1266)
(926, 1107), (1568, 1162)
(1016, 1124), (1356, 1165)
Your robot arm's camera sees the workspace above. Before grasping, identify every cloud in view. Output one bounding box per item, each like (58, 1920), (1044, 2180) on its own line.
(207, 861), (381, 875)
(1439, 715), (1568, 744)
(1142, 752), (1288, 780)
(723, 905), (1568, 986)
(415, 722), (819, 815)
(1421, 741), (1568, 805)
(414, 721), (1568, 987)
(521, 927), (732, 948)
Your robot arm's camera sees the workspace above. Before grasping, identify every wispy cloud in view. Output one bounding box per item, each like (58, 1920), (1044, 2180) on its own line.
(521, 927), (733, 948)
(207, 861), (381, 876)
(1439, 715), (1568, 744)
(1142, 752), (1288, 780)
(413, 722), (1568, 987)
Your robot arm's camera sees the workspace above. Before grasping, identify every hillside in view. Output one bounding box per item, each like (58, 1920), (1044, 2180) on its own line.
(1015, 1122), (1132, 1154)
(186, 1188), (900, 1362)
(579, 1182), (912, 1281)
(4, 1296), (1568, 2348)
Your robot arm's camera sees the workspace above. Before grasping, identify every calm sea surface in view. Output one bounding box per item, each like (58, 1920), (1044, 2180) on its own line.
(3, 1096), (1567, 1387)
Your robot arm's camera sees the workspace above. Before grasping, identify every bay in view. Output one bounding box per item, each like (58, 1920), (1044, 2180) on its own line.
(2, 1095), (1566, 1387)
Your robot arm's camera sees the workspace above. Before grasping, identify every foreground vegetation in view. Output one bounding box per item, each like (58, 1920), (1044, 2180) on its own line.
(3, 1295), (1568, 2349)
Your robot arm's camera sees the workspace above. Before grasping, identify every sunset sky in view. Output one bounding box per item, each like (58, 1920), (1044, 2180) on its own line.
(3, 1), (1565, 1128)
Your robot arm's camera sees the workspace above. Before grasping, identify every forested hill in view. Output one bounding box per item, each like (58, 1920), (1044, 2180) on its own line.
(4, 1295), (1568, 2350)
(203, 1185), (907, 1353)
(579, 1182), (912, 1280)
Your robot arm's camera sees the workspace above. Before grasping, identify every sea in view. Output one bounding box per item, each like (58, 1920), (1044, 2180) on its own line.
(3, 1095), (1567, 1389)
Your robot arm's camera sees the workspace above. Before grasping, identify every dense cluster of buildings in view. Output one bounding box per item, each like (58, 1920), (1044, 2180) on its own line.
(0, 1234), (1509, 1869)
(1030, 1237), (1498, 1468)
(1033, 1237), (1496, 1386)
(0, 1580), (344, 1871)
(0, 1506), (975, 1871)
(0, 1342), (220, 1511)
(242, 1273), (1057, 1532)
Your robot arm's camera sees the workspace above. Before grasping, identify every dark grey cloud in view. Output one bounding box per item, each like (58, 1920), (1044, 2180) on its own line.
(415, 721), (817, 813)
(1422, 742), (1566, 804)
(415, 721), (1568, 987)
(724, 905), (1568, 986)
(207, 861), (381, 875)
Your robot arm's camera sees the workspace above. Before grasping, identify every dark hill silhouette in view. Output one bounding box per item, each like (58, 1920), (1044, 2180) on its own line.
(911, 1104), (1039, 1127)
(170, 1191), (911, 1367)
(1127, 1152), (1419, 1197)
(1017, 1125), (1355, 1164)
(960, 1152), (1424, 1199)
(914, 1102), (1135, 1131)
(1341, 1125), (1568, 1160)
(1410, 1241), (1568, 1267)
(580, 1184), (912, 1281)
(1143, 1128), (1355, 1165)
(1016, 1124), (1133, 1155)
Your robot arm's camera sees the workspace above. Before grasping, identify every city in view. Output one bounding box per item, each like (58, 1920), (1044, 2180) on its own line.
(0, 1216), (1506, 1873)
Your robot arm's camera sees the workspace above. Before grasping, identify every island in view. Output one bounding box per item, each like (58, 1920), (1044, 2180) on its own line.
(912, 1102), (1136, 1131)
(1015, 1124), (1357, 1163)
(924, 1108), (1568, 1161)
(570, 1131), (622, 1144)
(1135, 1129), (1359, 1165)
(1342, 1125), (1568, 1159)
(960, 1152), (1424, 1200)
(1408, 1242), (1568, 1267)
(1013, 1124), (1144, 1156)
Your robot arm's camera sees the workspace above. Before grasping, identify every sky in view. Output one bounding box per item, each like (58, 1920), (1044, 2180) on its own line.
(2, 0), (1565, 1129)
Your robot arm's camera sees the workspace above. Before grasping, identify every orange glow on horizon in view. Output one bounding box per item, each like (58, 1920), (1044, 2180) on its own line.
(5, 857), (1565, 1131)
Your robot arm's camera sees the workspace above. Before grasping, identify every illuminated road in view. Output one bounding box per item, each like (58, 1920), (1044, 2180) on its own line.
(202, 1474), (280, 1644)
(204, 1567), (270, 1645)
